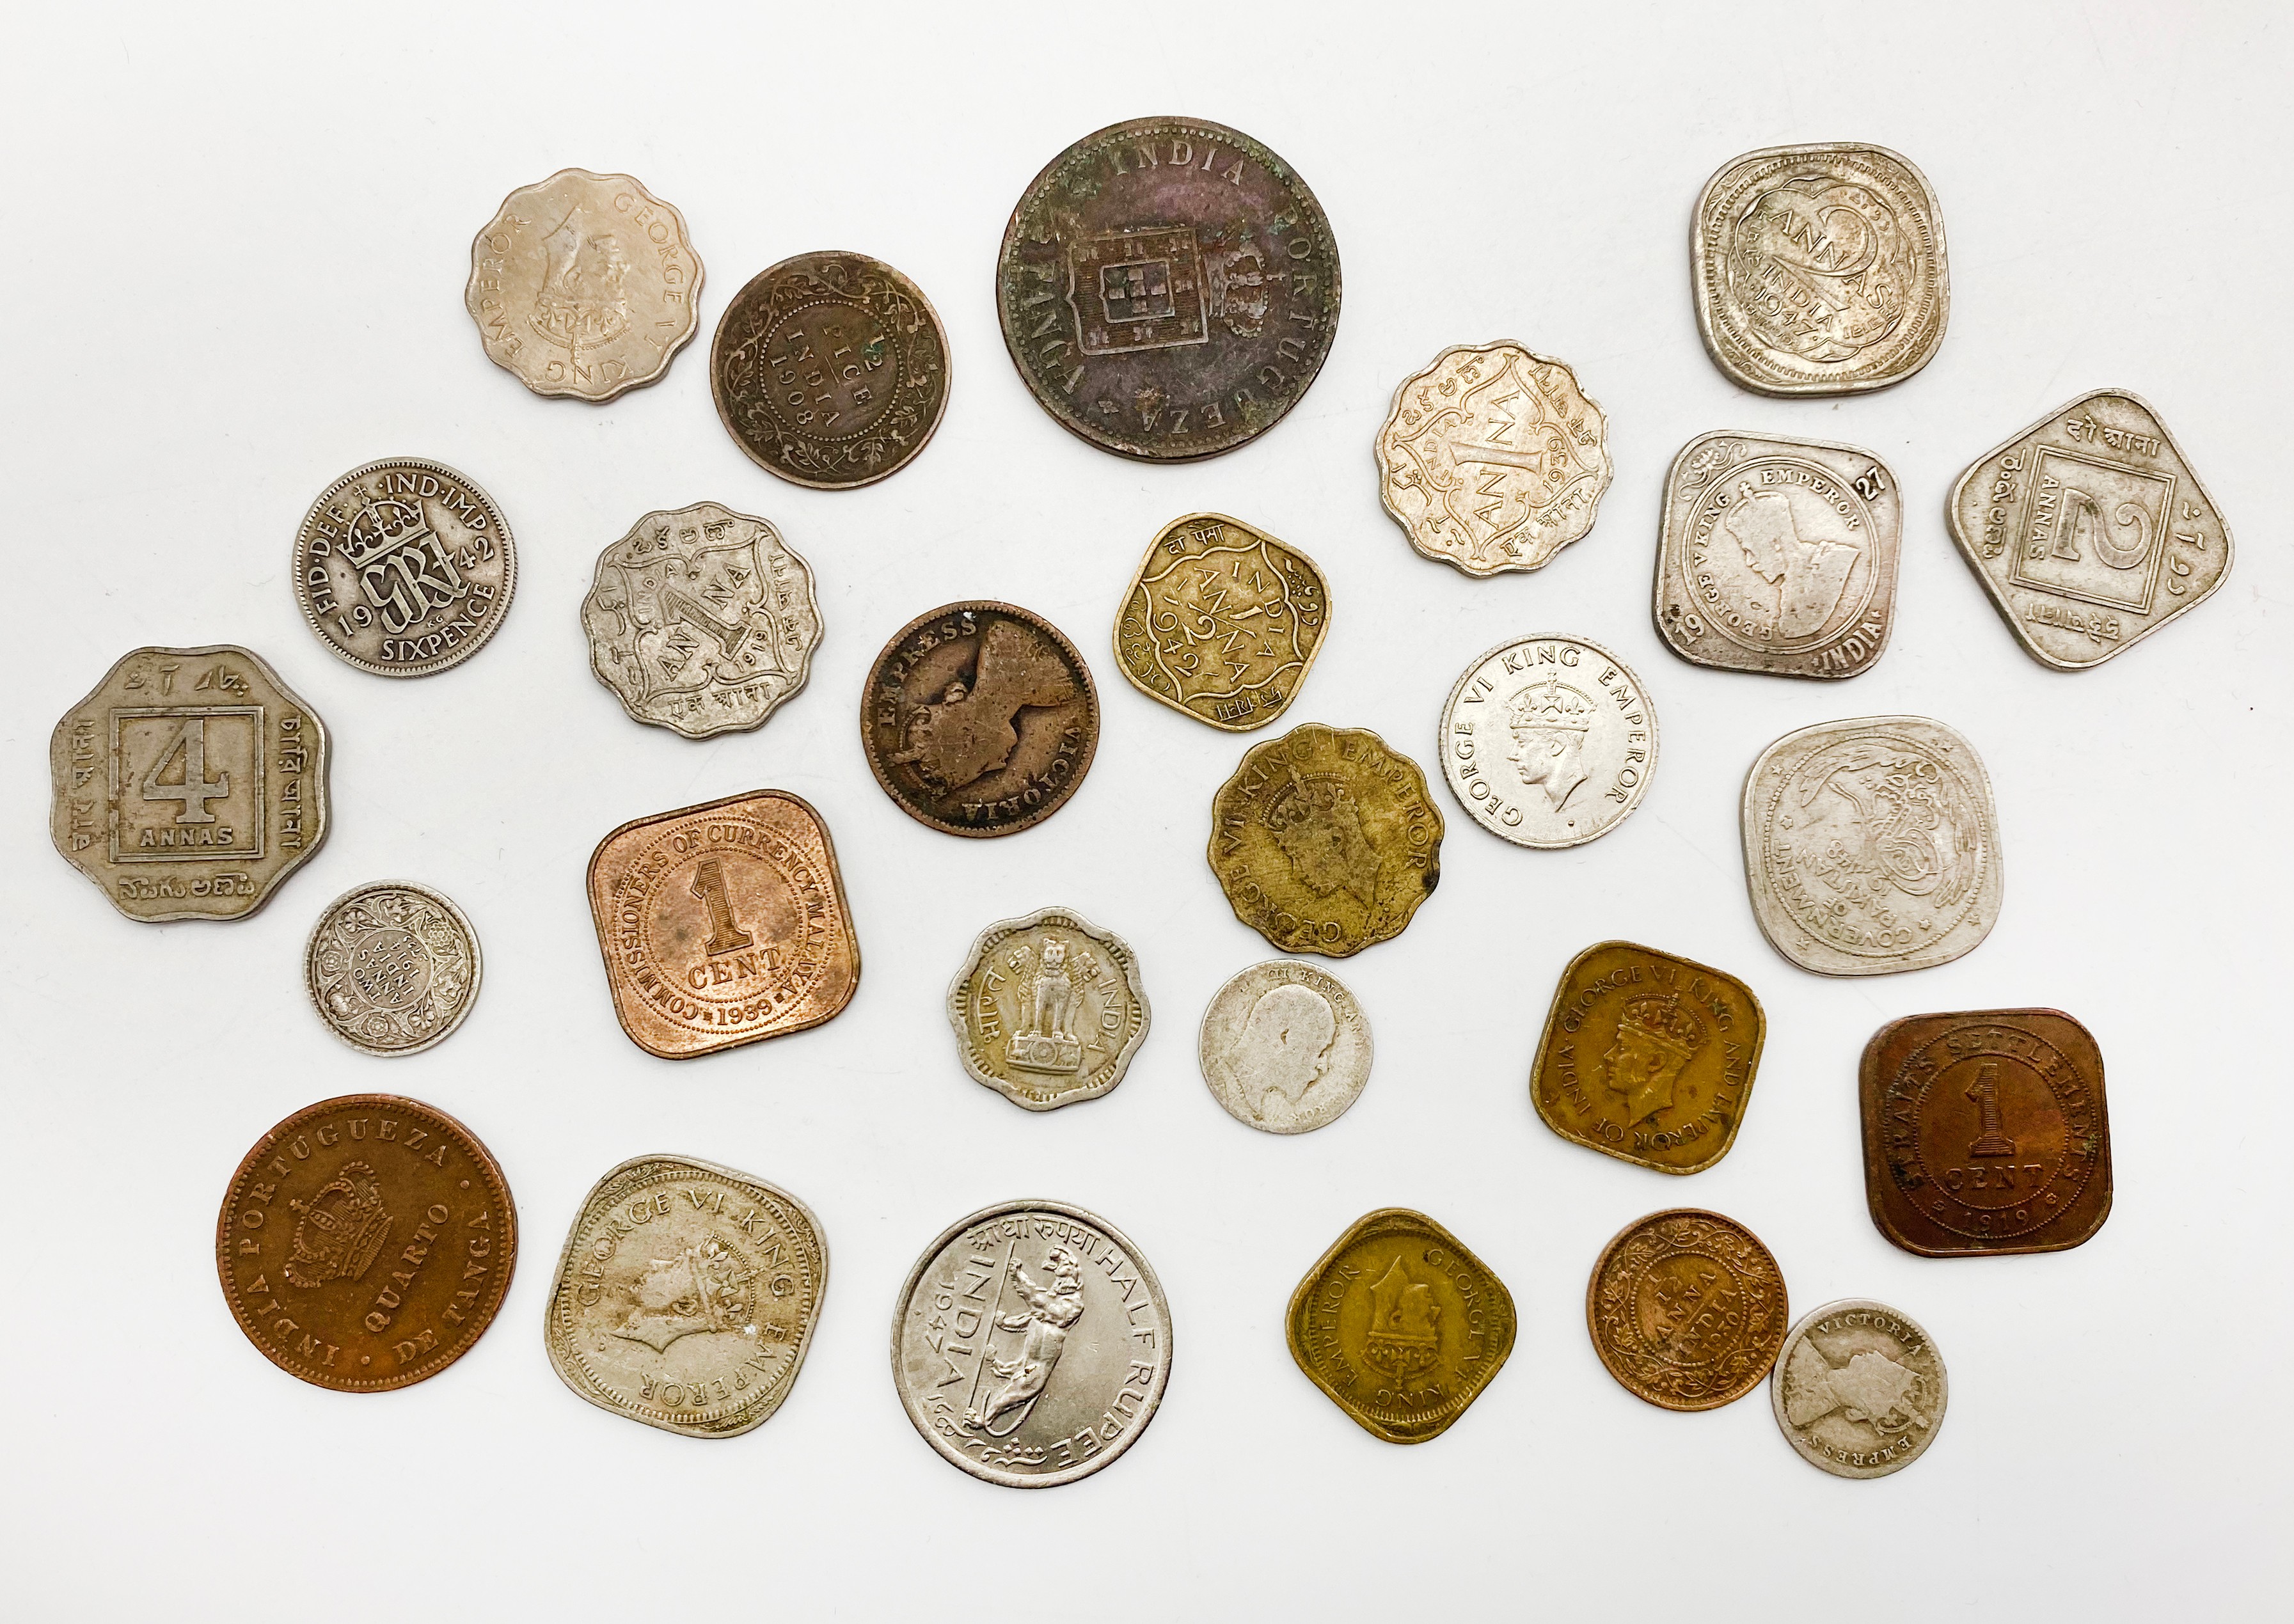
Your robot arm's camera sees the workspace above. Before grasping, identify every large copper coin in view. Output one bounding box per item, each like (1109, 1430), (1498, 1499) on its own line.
(216, 1094), (516, 1392)
(585, 789), (862, 1059)
(1860, 1008), (2112, 1257)
(1586, 1208), (1788, 1411)
(1112, 511), (1330, 730)
(997, 116), (1341, 462)
(860, 602), (1099, 837)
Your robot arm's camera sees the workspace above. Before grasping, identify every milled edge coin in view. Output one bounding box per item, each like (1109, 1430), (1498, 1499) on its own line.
(1198, 959), (1373, 1134)
(1772, 1298), (1948, 1478)
(303, 879), (484, 1058)
(1438, 633), (1658, 849)
(1585, 1207), (1788, 1412)
(1112, 511), (1331, 731)
(946, 906), (1151, 1112)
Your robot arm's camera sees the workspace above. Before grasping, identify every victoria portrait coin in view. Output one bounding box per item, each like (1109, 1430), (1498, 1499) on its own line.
(49, 644), (329, 922)
(1693, 143), (1949, 396)
(1946, 390), (2233, 670)
(890, 1199), (1172, 1488)
(1773, 1299), (1948, 1478)
(216, 1094), (516, 1391)
(1376, 341), (1613, 578)
(1199, 959), (1372, 1133)
(710, 249), (949, 489)
(544, 1155), (828, 1439)
(1587, 1208), (1787, 1412)
(947, 906), (1150, 1112)
(997, 116), (1340, 462)
(1440, 635), (1657, 849)
(861, 602), (1099, 837)
(465, 168), (702, 402)
(1742, 715), (2002, 977)
(1655, 432), (1901, 679)
(581, 501), (823, 738)
(1113, 512), (1330, 731)
(292, 457), (516, 677)
(304, 881), (482, 1057)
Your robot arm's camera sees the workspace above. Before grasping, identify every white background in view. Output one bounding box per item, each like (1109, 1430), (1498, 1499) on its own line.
(3, 3), (2283, 1617)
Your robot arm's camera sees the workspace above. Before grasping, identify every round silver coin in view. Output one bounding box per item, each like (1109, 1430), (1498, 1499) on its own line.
(1771, 1298), (1948, 1478)
(890, 1199), (1172, 1488)
(303, 879), (483, 1056)
(1438, 634), (1658, 848)
(1198, 960), (1372, 1134)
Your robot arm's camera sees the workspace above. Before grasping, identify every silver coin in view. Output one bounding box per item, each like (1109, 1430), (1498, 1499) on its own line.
(1772, 1298), (1948, 1479)
(1438, 635), (1657, 849)
(1741, 716), (2002, 976)
(947, 907), (1150, 1112)
(1198, 960), (1372, 1134)
(890, 1199), (1171, 1488)
(303, 879), (482, 1056)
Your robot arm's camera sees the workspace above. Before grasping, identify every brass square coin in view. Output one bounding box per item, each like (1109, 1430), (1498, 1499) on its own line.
(1113, 512), (1329, 730)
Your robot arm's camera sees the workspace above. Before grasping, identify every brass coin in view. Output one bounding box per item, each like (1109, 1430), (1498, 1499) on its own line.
(585, 789), (862, 1060)
(216, 1093), (516, 1392)
(1112, 512), (1330, 731)
(1208, 722), (1443, 958)
(996, 115), (1341, 462)
(709, 249), (949, 489)
(860, 602), (1099, 838)
(1530, 942), (1765, 1175)
(1286, 1208), (1516, 1444)
(1859, 1008), (2112, 1257)
(304, 880), (483, 1057)
(1586, 1208), (1788, 1411)
(49, 644), (330, 922)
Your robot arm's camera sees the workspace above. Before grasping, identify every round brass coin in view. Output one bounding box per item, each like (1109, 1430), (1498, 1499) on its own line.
(1586, 1208), (1787, 1411)
(1113, 512), (1330, 731)
(216, 1093), (516, 1392)
(303, 880), (482, 1057)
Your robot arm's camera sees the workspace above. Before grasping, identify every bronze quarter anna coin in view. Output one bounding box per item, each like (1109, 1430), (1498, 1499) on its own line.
(710, 249), (949, 489)
(216, 1094), (516, 1392)
(1587, 1208), (1788, 1411)
(1113, 511), (1330, 731)
(997, 115), (1341, 462)
(1860, 1008), (2112, 1257)
(862, 602), (1099, 837)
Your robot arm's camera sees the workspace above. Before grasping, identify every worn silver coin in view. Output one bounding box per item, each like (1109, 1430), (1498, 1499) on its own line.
(1772, 1298), (1947, 1479)
(1439, 635), (1657, 849)
(303, 879), (482, 1057)
(1198, 960), (1372, 1134)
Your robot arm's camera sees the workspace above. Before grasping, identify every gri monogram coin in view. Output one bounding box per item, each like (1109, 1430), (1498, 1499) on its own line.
(947, 906), (1150, 1112)
(1199, 960), (1372, 1134)
(304, 881), (482, 1057)
(292, 458), (517, 677)
(1439, 635), (1657, 849)
(1773, 1300), (1949, 1479)
(1587, 1208), (1788, 1412)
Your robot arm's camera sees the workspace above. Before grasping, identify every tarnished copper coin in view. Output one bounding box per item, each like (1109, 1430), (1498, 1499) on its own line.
(585, 789), (861, 1059)
(861, 602), (1099, 838)
(997, 115), (1341, 462)
(216, 1094), (516, 1392)
(1860, 1008), (2112, 1257)
(1113, 512), (1330, 731)
(710, 249), (949, 489)
(1587, 1209), (1788, 1411)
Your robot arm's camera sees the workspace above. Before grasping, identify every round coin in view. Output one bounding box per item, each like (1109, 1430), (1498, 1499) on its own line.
(710, 249), (949, 489)
(1439, 635), (1657, 849)
(464, 168), (703, 402)
(947, 906), (1150, 1112)
(304, 881), (482, 1057)
(861, 602), (1099, 838)
(291, 457), (517, 678)
(1773, 1299), (1947, 1478)
(1586, 1208), (1788, 1412)
(996, 116), (1340, 462)
(890, 1199), (1172, 1488)
(216, 1093), (516, 1392)
(1113, 512), (1331, 730)
(1199, 960), (1372, 1133)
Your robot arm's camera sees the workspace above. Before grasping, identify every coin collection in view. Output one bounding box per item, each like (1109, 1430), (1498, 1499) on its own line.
(48, 129), (2214, 1485)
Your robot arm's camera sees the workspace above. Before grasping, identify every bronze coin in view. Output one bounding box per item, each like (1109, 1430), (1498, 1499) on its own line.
(216, 1094), (516, 1392)
(1586, 1208), (1788, 1411)
(710, 249), (950, 489)
(1860, 1008), (2112, 1257)
(996, 116), (1341, 462)
(860, 601), (1099, 837)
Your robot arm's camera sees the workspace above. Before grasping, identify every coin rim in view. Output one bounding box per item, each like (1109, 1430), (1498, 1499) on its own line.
(1437, 633), (1659, 849)
(1770, 1297), (1949, 1478)
(1196, 958), (1373, 1134)
(301, 879), (484, 1058)
(1585, 1206), (1787, 1412)
(945, 904), (1153, 1112)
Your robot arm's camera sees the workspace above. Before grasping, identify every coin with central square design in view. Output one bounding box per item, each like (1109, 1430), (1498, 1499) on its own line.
(585, 790), (860, 1059)
(948, 907), (1150, 1112)
(1531, 942), (1766, 1174)
(1113, 512), (1329, 731)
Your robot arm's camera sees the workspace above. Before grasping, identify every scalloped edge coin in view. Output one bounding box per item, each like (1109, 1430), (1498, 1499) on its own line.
(946, 905), (1151, 1112)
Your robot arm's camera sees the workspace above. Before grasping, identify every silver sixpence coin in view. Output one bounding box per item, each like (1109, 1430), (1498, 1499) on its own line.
(890, 1199), (1172, 1488)
(1772, 1298), (1948, 1478)
(303, 880), (482, 1056)
(1199, 960), (1372, 1133)
(1439, 635), (1657, 848)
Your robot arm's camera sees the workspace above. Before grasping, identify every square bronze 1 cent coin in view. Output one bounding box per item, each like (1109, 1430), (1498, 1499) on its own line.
(586, 789), (860, 1059)
(1860, 1008), (2111, 1257)
(1531, 941), (1766, 1174)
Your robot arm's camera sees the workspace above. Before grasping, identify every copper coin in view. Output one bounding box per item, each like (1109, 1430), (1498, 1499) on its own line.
(709, 249), (950, 489)
(996, 115), (1341, 462)
(1586, 1208), (1788, 1411)
(1860, 1008), (2112, 1257)
(860, 601), (1099, 837)
(216, 1094), (516, 1392)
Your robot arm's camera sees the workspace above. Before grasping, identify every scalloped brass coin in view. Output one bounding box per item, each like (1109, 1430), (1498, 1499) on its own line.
(947, 906), (1150, 1112)
(1587, 1208), (1787, 1411)
(1112, 512), (1329, 731)
(1286, 1208), (1515, 1444)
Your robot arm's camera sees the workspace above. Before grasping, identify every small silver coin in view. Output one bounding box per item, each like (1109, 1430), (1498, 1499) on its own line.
(1772, 1298), (1948, 1479)
(947, 907), (1150, 1112)
(303, 880), (482, 1056)
(1439, 635), (1657, 849)
(1198, 960), (1372, 1134)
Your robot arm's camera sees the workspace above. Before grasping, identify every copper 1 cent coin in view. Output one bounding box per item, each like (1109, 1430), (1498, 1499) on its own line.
(1586, 1208), (1788, 1411)
(860, 602), (1099, 837)
(997, 115), (1341, 462)
(710, 249), (950, 489)
(216, 1094), (516, 1392)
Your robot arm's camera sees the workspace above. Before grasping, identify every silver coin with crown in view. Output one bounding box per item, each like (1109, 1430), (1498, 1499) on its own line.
(1437, 634), (1659, 849)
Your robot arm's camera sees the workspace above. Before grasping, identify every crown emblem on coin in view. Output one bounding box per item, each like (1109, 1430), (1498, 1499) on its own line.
(1617, 994), (1707, 1059)
(1362, 1256), (1442, 1380)
(1261, 767), (1348, 830)
(284, 1160), (395, 1288)
(1508, 677), (1597, 732)
(337, 497), (435, 571)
